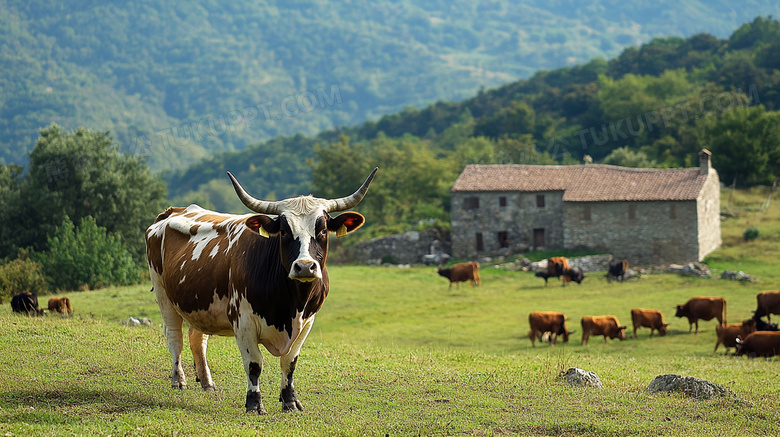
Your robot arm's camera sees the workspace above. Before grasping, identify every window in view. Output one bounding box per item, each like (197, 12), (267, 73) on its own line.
(670, 204), (677, 219)
(476, 233), (484, 251)
(498, 196), (507, 207)
(536, 195), (545, 208)
(463, 197), (480, 210)
(583, 205), (591, 221)
(628, 204), (636, 220)
(497, 231), (509, 248)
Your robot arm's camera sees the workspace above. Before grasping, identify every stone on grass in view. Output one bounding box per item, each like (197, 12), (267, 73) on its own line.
(558, 368), (603, 389)
(646, 374), (735, 400)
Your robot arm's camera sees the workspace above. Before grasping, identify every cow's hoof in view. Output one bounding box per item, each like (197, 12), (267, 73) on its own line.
(246, 405), (268, 415)
(280, 388), (304, 412)
(245, 391), (265, 415)
(202, 385), (215, 392)
(172, 383), (186, 390)
(282, 399), (304, 412)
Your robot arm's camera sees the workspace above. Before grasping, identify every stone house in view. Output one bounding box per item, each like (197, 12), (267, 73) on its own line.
(449, 150), (721, 266)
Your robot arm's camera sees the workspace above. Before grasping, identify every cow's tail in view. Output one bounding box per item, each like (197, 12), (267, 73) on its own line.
(65, 297), (73, 314)
(722, 298), (727, 326)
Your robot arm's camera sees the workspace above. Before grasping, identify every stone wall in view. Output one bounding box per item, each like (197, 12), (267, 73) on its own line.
(563, 200), (700, 265)
(346, 230), (451, 265)
(697, 169), (722, 260)
(451, 191), (564, 259)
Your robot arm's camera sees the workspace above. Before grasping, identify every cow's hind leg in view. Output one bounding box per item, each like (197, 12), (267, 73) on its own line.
(156, 292), (187, 389)
(188, 326), (215, 391)
(279, 317), (316, 412)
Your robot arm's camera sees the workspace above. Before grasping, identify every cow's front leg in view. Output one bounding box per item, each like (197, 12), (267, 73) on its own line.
(235, 329), (266, 414)
(279, 316), (315, 412)
(188, 326), (215, 391)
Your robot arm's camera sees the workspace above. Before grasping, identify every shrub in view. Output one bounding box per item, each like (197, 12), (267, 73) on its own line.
(743, 227), (760, 241)
(36, 215), (143, 291)
(0, 254), (48, 302)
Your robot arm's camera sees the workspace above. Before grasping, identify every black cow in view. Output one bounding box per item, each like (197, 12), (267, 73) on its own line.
(753, 313), (779, 331)
(606, 259), (629, 282)
(11, 292), (42, 316)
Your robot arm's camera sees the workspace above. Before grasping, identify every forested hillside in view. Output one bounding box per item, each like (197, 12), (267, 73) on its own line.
(168, 17), (780, 242)
(2, 1), (778, 171)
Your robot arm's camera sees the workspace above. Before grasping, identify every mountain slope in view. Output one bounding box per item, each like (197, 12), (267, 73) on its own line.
(2, 1), (779, 171)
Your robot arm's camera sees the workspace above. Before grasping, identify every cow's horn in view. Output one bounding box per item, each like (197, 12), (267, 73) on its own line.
(227, 171), (283, 215)
(323, 167), (378, 212)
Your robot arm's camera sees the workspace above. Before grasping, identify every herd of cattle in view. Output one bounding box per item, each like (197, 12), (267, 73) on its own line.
(521, 256), (780, 358)
(9, 291), (72, 316)
(437, 256), (780, 358)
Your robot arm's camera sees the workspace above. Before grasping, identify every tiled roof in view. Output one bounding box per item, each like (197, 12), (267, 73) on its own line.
(450, 164), (710, 201)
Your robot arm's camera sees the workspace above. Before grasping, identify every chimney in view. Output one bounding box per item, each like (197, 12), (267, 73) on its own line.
(698, 149), (712, 175)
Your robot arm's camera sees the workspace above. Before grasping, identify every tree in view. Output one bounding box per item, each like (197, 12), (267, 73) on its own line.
(698, 105), (780, 186)
(36, 216), (142, 291)
(601, 147), (658, 168)
(25, 124), (166, 260)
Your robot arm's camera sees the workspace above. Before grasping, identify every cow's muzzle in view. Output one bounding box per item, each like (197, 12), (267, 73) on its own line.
(290, 260), (321, 282)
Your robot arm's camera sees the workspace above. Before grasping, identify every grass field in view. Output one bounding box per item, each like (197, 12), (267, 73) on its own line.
(1, 187), (779, 436)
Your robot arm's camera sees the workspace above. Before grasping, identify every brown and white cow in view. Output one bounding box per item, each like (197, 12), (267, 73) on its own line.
(674, 296), (726, 334)
(755, 291), (780, 322)
(528, 311), (572, 346)
(630, 308), (668, 338)
(48, 297), (73, 314)
(714, 319), (756, 354)
(580, 315), (627, 345)
(735, 331), (780, 358)
(145, 168), (377, 414)
(437, 262), (480, 289)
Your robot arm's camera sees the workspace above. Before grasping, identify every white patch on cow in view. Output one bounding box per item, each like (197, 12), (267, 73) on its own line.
(284, 208), (327, 280)
(189, 224), (217, 261)
(225, 218), (248, 254)
(209, 243), (220, 259)
(179, 276), (186, 284)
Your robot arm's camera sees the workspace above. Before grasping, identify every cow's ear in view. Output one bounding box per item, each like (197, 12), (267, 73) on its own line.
(245, 214), (279, 238)
(328, 212), (365, 237)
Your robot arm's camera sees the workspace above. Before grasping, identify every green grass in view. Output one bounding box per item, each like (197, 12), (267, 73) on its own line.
(1, 187), (779, 436)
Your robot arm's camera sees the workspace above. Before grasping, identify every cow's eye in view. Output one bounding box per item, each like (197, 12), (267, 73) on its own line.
(319, 228), (327, 238)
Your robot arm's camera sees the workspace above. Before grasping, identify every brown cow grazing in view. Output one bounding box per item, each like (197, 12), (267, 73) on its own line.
(755, 291), (780, 322)
(735, 331), (780, 358)
(580, 316), (627, 345)
(48, 297), (73, 314)
(437, 262), (480, 289)
(630, 309), (668, 338)
(674, 296), (726, 334)
(528, 311), (572, 346)
(714, 319), (756, 354)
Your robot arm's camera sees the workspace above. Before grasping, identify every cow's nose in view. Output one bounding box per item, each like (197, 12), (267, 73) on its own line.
(292, 260), (319, 281)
